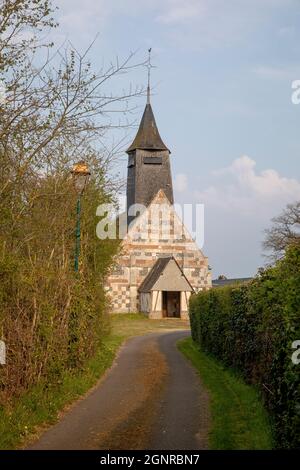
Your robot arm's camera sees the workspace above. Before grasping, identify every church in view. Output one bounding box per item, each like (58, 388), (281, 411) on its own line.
(105, 77), (211, 319)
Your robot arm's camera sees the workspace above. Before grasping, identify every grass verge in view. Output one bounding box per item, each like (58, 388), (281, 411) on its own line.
(178, 337), (273, 450)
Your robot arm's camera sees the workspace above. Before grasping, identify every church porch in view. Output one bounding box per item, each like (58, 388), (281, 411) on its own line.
(140, 290), (191, 320)
(138, 257), (193, 320)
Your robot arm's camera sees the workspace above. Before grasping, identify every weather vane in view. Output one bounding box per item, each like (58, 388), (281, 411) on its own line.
(146, 48), (156, 104)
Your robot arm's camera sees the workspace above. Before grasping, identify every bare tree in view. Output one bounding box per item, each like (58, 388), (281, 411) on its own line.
(263, 201), (300, 260)
(0, 0), (145, 401)
(0, 0), (146, 244)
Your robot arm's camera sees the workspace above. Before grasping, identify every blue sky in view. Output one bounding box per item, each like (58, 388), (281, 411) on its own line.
(54, 0), (300, 277)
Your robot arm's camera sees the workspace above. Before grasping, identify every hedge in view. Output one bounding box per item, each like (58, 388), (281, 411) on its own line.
(189, 245), (300, 449)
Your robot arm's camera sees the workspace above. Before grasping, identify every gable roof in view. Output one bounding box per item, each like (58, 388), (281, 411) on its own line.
(123, 190), (206, 261)
(138, 257), (170, 293)
(138, 256), (194, 293)
(126, 103), (169, 153)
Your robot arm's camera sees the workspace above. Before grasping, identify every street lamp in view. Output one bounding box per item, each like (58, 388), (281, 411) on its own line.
(71, 161), (91, 272)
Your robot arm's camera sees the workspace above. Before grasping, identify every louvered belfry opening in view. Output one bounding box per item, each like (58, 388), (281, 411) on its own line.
(126, 103), (173, 226)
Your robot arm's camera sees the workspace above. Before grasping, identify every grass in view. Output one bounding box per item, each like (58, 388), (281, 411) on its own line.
(111, 312), (190, 337)
(178, 337), (273, 450)
(0, 313), (188, 449)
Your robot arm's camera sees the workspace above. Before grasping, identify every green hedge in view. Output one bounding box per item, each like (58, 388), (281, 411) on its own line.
(189, 245), (300, 449)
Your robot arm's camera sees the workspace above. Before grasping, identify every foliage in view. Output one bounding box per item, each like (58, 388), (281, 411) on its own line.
(0, 0), (141, 406)
(189, 245), (300, 449)
(0, 334), (123, 449)
(0, 173), (119, 402)
(178, 338), (273, 450)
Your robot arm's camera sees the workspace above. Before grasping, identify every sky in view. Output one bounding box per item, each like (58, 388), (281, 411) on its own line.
(52, 0), (300, 278)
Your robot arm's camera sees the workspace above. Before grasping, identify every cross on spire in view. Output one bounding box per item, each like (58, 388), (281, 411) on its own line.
(146, 48), (154, 104)
(127, 49), (168, 153)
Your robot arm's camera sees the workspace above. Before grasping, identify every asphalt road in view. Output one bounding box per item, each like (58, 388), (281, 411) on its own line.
(29, 330), (210, 450)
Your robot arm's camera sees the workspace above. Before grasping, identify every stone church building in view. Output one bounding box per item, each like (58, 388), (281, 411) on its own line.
(105, 94), (211, 319)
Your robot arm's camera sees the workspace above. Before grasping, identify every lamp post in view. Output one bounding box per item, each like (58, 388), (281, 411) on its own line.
(71, 161), (91, 272)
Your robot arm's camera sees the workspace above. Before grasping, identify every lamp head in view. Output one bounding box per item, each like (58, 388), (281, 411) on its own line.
(71, 161), (91, 194)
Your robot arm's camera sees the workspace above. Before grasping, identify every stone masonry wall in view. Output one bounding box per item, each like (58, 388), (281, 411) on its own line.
(104, 190), (212, 313)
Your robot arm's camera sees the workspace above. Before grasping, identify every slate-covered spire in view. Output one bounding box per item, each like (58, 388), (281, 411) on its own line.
(127, 48), (169, 153)
(126, 103), (169, 153)
(126, 50), (173, 225)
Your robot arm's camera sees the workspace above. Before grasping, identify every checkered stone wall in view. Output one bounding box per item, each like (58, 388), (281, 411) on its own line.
(104, 284), (131, 313)
(104, 190), (212, 314)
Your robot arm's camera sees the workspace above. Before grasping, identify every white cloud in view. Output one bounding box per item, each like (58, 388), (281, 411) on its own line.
(56, 0), (108, 39)
(191, 156), (300, 277)
(278, 25), (296, 37)
(174, 173), (188, 192)
(195, 155), (300, 215)
(55, 0), (298, 52)
(154, 0), (299, 50)
(253, 64), (300, 81)
(156, 0), (205, 24)
(253, 66), (289, 80)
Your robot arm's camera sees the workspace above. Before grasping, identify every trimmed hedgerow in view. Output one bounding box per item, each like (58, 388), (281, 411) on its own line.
(189, 245), (300, 449)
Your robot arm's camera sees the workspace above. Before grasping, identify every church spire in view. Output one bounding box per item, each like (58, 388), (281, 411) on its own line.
(126, 50), (169, 153)
(126, 50), (173, 223)
(126, 104), (169, 152)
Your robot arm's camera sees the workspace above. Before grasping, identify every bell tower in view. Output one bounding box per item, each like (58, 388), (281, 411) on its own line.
(126, 50), (173, 225)
(106, 50), (212, 315)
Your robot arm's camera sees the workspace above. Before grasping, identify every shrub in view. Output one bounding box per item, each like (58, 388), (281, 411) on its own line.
(189, 245), (300, 449)
(0, 175), (119, 404)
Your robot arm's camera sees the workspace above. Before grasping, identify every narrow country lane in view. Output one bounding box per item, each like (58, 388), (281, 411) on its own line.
(28, 331), (210, 450)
